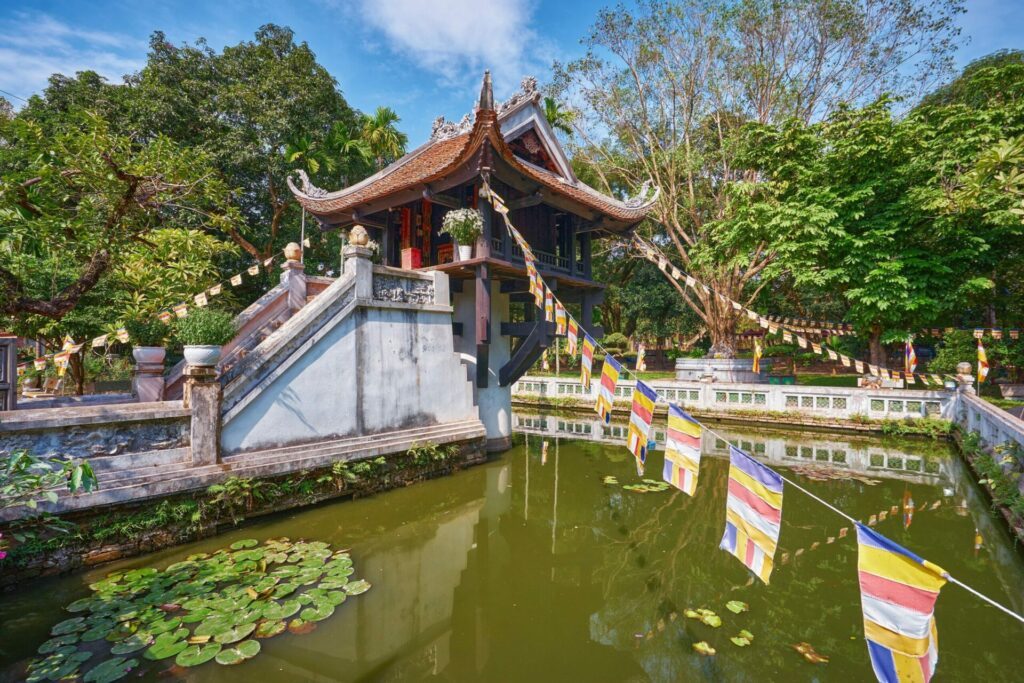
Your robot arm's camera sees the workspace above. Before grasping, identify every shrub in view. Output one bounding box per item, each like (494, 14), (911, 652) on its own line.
(174, 308), (237, 346)
(124, 317), (170, 347)
(440, 208), (483, 244)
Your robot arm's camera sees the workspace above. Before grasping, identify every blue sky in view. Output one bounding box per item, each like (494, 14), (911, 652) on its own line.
(1, 0), (1022, 144)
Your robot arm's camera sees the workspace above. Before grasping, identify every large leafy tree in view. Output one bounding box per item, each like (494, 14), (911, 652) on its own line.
(553, 0), (963, 356)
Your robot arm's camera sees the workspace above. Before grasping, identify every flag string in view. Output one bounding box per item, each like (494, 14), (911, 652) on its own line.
(482, 182), (1024, 627)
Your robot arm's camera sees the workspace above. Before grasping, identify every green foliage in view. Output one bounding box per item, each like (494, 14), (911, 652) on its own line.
(601, 333), (629, 354)
(206, 477), (273, 524)
(880, 418), (952, 440)
(964, 436), (1024, 525)
(124, 317), (170, 348)
(0, 112), (239, 342)
(407, 442), (457, 467)
(174, 308), (237, 346)
(1, 450), (97, 512)
(360, 106), (409, 170)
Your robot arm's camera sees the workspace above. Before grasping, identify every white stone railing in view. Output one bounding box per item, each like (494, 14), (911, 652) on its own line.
(957, 392), (1024, 452)
(512, 375), (955, 421)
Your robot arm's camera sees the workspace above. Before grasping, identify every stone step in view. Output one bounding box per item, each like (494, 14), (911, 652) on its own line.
(49, 419), (485, 513)
(223, 419), (480, 462)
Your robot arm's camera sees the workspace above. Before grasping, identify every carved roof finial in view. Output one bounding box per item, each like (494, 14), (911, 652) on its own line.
(479, 70), (494, 111)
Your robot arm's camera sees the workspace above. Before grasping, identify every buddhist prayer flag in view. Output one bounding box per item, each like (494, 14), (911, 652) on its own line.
(194, 292), (208, 307)
(158, 311), (173, 324)
(544, 288), (554, 322)
(797, 336), (808, 349)
(34, 357), (47, 371)
(209, 284), (223, 297)
(231, 274), (243, 287)
(977, 340), (989, 383)
(671, 267), (681, 280)
(173, 304), (188, 319)
(61, 336), (75, 351)
(905, 339), (918, 374)
(627, 381), (658, 474)
(263, 257), (274, 267)
(856, 360), (865, 373)
(930, 374), (943, 386)
(752, 339), (762, 374)
(783, 330), (793, 342)
(811, 342), (822, 354)
(841, 354), (852, 367)
(555, 302), (567, 335)
(828, 349), (838, 361)
(567, 319), (579, 356)
(856, 524), (946, 683)
(685, 275), (696, 288)
(116, 328), (130, 343)
(91, 334), (108, 348)
(595, 355), (621, 424)
(248, 265), (260, 276)
(663, 404), (702, 496)
(635, 342), (647, 372)
(581, 335), (595, 391)
(719, 446), (784, 584)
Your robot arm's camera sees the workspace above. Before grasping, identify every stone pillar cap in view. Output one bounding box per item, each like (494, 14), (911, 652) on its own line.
(284, 242), (302, 261)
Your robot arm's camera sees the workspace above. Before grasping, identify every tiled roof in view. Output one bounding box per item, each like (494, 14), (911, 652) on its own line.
(288, 102), (656, 225)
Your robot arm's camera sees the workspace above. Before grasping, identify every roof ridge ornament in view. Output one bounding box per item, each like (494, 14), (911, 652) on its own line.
(625, 180), (660, 208)
(479, 70), (494, 111)
(287, 169), (329, 198)
(429, 113), (473, 142)
(497, 76), (539, 116)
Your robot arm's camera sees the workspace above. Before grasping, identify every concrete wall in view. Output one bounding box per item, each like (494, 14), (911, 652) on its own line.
(220, 250), (478, 455)
(958, 392), (1024, 452)
(513, 375), (955, 421)
(451, 281), (512, 450)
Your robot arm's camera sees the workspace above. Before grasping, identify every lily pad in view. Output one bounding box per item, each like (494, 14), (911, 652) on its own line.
(110, 632), (154, 654)
(792, 642), (829, 664)
(739, 629), (754, 640)
(80, 622), (116, 642)
(147, 616), (182, 635)
(230, 539), (258, 550)
(83, 656), (137, 683)
(319, 578), (349, 590)
(288, 618), (316, 635)
(692, 641), (716, 656)
(50, 617), (87, 636)
(300, 603), (335, 622)
(272, 581), (299, 598)
(261, 599), (300, 621)
(725, 600), (749, 614)
(344, 579), (371, 596)
(215, 639), (260, 665)
(213, 622), (256, 644)
(175, 643), (222, 667)
(27, 650), (93, 682)
(66, 597), (98, 613)
(144, 635), (189, 661)
(37, 634), (79, 654)
(730, 636), (751, 647)
(255, 620), (286, 639)
(194, 615), (235, 637)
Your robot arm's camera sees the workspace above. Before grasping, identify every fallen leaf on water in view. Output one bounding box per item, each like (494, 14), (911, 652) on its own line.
(725, 600), (749, 614)
(683, 609), (701, 620)
(700, 614), (722, 628)
(730, 636), (751, 647)
(739, 629), (754, 640)
(693, 641), (716, 656)
(791, 642), (829, 664)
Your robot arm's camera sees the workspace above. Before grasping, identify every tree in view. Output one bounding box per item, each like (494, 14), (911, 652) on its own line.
(543, 96), (574, 136)
(553, 0), (963, 356)
(123, 25), (363, 261)
(360, 106), (408, 170)
(0, 113), (238, 321)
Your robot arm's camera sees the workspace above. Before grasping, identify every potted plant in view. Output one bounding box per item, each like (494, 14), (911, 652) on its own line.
(174, 308), (237, 367)
(124, 317), (170, 365)
(440, 208), (484, 261)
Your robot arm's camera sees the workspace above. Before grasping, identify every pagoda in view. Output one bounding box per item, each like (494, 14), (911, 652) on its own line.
(289, 73), (657, 449)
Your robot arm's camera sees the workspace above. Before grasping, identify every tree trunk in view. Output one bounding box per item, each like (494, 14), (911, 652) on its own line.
(707, 308), (737, 358)
(868, 324), (885, 368)
(69, 353), (86, 396)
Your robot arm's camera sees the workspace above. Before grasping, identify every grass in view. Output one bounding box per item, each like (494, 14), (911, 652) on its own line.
(794, 373), (859, 387)
(982, 396), (1024, 410)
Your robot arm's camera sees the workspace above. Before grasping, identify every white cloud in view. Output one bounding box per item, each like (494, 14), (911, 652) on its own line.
(353, 0), (548, 96)
(0, 13), (145, 104)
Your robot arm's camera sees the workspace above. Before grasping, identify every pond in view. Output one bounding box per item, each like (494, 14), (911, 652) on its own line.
(2, 411), (1023, 682)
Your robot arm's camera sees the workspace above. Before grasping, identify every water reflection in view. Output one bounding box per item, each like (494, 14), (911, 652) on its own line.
(2, 414), (1023, 682)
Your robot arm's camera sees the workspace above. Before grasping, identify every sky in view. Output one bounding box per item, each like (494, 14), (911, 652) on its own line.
(1, 0), (1023, 145)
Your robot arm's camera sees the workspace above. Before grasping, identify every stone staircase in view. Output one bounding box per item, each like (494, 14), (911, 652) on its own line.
(49, 418), (486, 513)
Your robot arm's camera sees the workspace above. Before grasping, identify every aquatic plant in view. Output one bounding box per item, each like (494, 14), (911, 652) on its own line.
(24, 537), (371, 681)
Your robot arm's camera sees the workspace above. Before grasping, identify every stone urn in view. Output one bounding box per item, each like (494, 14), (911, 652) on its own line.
(132, 346), (166, 365)
(183, 345), (222, 367)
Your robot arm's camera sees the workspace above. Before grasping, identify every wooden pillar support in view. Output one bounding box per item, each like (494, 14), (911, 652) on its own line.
(476, 262), (491, 388)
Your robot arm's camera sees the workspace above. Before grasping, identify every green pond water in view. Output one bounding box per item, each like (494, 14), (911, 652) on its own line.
(3, 411), (1024, 682)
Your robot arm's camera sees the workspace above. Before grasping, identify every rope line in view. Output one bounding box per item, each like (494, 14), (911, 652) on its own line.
(482, 182), (1024, 627)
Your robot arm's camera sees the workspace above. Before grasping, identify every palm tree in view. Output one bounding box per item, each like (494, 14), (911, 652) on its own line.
(327, 122), (373, 185)
(285, 134), (333, 176)
(543, 97), (575, 136)
(360, 106), (408, 170)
